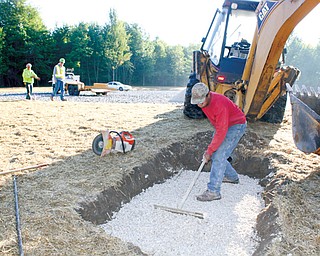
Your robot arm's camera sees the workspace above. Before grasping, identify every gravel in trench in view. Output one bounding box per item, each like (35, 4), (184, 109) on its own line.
(101, 170), (264, 256)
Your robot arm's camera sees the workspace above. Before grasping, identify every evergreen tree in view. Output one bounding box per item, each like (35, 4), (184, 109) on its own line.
(104, 9), (132, 83)
(86, 23), (108, 84)
(0, 0), (50, 86)
(67, 23), (93, 84)
(125, 23), (154, 85)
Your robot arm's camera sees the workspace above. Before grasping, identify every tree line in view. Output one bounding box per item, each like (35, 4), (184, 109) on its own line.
(0, 0), (196, 87)
(0, 0), (319, 89)
(285, 36), (320, 90)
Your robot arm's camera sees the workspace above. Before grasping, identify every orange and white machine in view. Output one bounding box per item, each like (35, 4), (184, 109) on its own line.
(92, 130), (135, 156)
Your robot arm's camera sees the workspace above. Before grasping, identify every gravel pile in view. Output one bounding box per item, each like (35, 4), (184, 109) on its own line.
(0, 89), (184, 104)
(102, 170), (264, 256)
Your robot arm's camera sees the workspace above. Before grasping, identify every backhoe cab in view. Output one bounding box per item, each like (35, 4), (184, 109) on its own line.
(183, 0), (320, 155)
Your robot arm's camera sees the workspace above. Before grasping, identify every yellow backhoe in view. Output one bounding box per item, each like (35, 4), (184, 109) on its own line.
(183, 0), (320, 155)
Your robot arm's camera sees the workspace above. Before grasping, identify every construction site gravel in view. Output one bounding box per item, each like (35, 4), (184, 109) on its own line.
(102, 172), (264, 256)
(0, 87), (319, 255)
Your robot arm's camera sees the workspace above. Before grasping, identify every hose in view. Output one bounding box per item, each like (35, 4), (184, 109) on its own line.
(13, 175), (24, 256)
(110, 130), (126, 153)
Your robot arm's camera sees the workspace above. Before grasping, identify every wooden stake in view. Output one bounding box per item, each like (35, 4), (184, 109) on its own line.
(0, 163), (49, 176)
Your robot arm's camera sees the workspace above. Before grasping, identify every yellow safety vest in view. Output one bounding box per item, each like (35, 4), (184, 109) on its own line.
(22, 68), (37, 84)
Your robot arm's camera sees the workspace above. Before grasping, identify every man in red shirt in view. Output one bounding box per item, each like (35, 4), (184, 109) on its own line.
(191, 82), (247, 201)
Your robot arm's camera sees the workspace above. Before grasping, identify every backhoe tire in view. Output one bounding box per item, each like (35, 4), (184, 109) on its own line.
(260, 95), (287, 124)
(92, 133), (104, 155)
(183, 73), (206, 119)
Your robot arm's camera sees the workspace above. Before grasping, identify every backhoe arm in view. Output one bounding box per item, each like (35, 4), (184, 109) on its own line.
(243, 0), (319, 120)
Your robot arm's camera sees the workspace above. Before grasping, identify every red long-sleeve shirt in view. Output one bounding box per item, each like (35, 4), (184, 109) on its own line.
(202, 92), (246, 155)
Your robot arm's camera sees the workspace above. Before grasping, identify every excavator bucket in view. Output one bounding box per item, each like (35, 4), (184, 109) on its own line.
(286, 84), (320, 155)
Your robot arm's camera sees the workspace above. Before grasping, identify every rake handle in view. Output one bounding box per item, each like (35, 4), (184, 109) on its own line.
(178, 159), (206, 209)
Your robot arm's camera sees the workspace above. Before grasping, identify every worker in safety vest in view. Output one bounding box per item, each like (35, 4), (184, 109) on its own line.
(22, 63), (40, 100)
(51, 58), (67, 101)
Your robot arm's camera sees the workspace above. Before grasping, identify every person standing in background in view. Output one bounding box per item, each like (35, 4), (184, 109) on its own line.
(22, 63), (40, 100)
(51, 58), (67, 101)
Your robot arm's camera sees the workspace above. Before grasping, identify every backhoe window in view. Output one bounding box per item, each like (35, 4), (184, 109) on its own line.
(225, 9), (256, 58)
(202, 8), (227, 66)
(202, 6), (257, 66)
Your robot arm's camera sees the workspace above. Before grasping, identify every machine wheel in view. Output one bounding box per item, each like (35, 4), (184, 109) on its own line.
(260, 95), (287, 123)
(68, 85), (74, 95)
(74, 86), (80, 96)
(119, 87), (124, 91)
(92, 134), (104, 155)
(183, 73), (206, 119)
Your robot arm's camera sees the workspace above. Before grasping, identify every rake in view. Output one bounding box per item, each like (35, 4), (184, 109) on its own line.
(154, 159), (206, 219)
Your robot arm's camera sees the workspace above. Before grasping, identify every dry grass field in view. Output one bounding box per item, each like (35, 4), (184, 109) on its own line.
(0, 87), (319, 255)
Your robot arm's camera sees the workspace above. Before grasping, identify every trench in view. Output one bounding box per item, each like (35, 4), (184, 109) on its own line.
(76, 131), (277, 255)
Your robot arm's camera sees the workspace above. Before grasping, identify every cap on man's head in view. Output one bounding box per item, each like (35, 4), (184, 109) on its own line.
(191, 82), (209, 104)
(26, 63), (32, 68)
(59, 58), (65, 63)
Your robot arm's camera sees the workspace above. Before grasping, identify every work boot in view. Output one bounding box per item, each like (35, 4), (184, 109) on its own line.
(196, 190), (221, 201)
(222, 177), (239, 184)
(61, 98), (67, 101)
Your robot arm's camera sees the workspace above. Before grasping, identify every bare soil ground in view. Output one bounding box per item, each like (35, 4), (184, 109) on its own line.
(0, 87), (319, 255)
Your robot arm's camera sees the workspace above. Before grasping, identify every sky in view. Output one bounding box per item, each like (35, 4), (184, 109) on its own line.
(26, 0), (320, 46)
